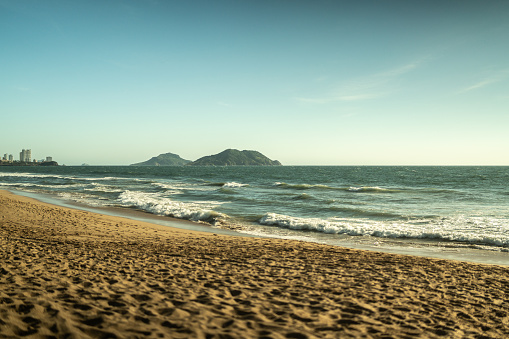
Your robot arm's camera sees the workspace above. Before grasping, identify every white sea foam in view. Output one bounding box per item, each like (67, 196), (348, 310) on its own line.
(84, 183), (124, 193)
(0, 172), (72, 180)
(274, 182), (331, 189)
(0, 183), (31, 187)
(0, 182), (82, 189)
(118, 190), (225, 223)
(57, 192), (106, 206)
(222, 182), (248, 188)
(258, 213), (509, 248)
(150, 182), (185, 195)
(152, 182), (179, 189)
(0, 172), (135, 182)
(152, 182), (215, 194)
(79, 176), (138, 181)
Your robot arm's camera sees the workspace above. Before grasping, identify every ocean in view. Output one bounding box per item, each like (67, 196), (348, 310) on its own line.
(1, 166), (508, 265)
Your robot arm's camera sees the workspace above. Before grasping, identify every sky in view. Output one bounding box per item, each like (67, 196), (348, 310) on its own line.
(1, 0), (508, 166)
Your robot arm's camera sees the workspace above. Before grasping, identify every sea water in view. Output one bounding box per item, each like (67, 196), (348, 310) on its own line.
(1, 166), (508, 264)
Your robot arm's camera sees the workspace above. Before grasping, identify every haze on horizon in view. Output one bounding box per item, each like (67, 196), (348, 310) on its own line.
(1, 0), (508, 166)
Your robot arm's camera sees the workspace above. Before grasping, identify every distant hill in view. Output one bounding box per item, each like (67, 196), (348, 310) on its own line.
(130, 152), (191, 166)
(189, 149), (282, 166)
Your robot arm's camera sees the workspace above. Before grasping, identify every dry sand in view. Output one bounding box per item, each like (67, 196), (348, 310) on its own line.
(1, 189), (508, 339)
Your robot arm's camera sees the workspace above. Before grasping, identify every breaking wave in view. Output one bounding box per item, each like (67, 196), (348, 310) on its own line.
(118, 190), (226, 224)
(222, 182), (248, 188)
(258, 213), (509, 248)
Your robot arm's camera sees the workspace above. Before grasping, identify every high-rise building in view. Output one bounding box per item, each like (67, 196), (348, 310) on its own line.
(8, 154), (13, 162)
(20, 149), (32, 162)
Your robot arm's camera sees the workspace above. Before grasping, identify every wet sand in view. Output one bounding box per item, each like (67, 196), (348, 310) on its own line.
(1, 189), (508, 338)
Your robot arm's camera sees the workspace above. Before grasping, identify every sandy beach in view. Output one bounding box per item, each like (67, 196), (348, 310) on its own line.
(1, 190), (508, 338)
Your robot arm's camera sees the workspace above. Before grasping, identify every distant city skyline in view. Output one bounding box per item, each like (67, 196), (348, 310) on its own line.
(0, 148), (53, 163)
(1, 0), (508, 165)
(2, 154), (14, 162)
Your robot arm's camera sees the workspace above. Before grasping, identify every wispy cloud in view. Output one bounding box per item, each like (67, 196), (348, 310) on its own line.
(457, 71), (508, 94)
(296, 59), (426, 104)
(377, 61), (421, 78)
(461, 79), (497, 92)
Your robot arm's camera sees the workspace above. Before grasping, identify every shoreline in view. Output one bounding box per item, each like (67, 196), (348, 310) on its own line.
(9, 189), (509, 267)
(12, 189), (247, 238)
(1, 189), (509, 338)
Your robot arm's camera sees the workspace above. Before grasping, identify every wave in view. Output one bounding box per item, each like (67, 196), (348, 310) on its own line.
(273, 182), (467, 196)
(327, 205), (404, 219)
(274, 182), (339, 190)
(0, 172), (73, 180)
(258, 213), (509, 248)
(214, 182), (250, 194)
(0, 182), (36, 187)
(0, 182), (84, 189)
(84, 183), (124, 193)
(219, 187), (238, 195)
(222, 182), (248, 188)
(206, 181), (249, 188)
(347, 186), (398, 193)
(274, 182), (402, 193)
(56, 192), (108, 207)
(150, 182), (186, 194)
(0, 172), (154, 186)
(117, 190), (226, 224)
(79, 176), (132, 181)
(291, 193), (312, 200)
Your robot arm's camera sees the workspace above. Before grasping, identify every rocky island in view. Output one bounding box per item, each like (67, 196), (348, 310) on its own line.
(130, 152), (191, 166)
(189, 149), (282, 166)
(130, 149), (282, 166)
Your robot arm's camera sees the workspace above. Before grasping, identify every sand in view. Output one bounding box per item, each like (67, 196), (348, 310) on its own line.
(1, 190), (508, 339)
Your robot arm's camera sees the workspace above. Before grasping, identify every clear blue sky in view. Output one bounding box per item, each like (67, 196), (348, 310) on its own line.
(1, 0), (508, 165)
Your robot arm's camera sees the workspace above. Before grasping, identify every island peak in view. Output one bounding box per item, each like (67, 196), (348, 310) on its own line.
(189, 149), (282, 166)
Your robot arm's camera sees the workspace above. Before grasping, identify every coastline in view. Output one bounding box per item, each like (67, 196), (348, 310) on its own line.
(12, 189), (247, 238)
(1, 189), (509, 338)
(0, 161), (59, 167)
(10, 189), (509, 267)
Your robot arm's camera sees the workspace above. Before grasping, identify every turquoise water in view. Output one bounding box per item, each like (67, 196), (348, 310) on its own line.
(1, 166), (508, 261)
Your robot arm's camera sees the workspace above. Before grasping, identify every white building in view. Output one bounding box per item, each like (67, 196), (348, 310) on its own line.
(20, 149), (31, 162)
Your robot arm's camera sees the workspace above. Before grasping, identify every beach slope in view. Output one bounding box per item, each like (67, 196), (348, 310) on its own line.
(1, 190), (508, 338)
